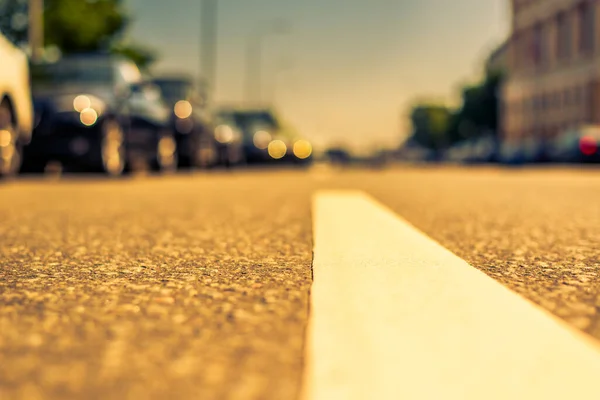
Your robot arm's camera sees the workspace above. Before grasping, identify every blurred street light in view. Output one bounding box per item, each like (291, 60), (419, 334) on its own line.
(28, 0), (44, 63)
(267, 55), (294, 106)
(244, 19), (291, 105)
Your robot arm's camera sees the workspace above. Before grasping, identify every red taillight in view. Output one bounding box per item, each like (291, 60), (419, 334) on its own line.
(579, 136), (598, 156)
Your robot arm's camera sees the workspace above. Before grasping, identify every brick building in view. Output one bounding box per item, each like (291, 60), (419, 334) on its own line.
(501, 0), (600, 144)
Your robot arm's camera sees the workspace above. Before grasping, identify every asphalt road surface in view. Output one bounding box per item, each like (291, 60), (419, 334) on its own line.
(1, 165), (600, 399)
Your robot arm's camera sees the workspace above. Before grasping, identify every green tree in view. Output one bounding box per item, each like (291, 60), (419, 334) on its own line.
(0, 0), (158, 70)
(450, 70), (505, 145)
(410, 104), (452, 151)
(44, 0), (129, 53)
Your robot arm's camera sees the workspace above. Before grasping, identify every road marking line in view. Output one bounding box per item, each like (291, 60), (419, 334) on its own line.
(302, 190), (600, 400)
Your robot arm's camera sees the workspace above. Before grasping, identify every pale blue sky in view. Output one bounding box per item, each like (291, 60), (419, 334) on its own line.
(126, 0), (510, 151)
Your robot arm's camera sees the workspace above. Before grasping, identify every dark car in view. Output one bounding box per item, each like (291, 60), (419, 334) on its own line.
(152, 76), (244, 169)
(126, 80), (178, 172)
(546, 125), (600, 163)
(22, 53), (176, 175)
(217, 108), (276, 164)
(466, 135), (499, 164)
(326, 148), (352, 165)
(498, 136), (550, 166)
(216, 107), (313, 165)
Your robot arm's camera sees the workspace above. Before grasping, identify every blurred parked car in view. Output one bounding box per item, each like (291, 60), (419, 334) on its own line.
(444, 141), (472, 164)
(546, 125), (600, 163)
(467, 135), (498, 164)
(444, 136), (498, 165)
(23, 53), (176, 175)
(326, 148), (352, 165)
(498, 141), (526, 165)
(226, 108), (312, 165)
(521, 137), (549, 164)
(397, 143), (435, 163)
(127, 80), (178, 172)
(216, 108), (276, 164)
(0, 32), (33, 178)
(152, 76), (244, 168)
(211, 111), (246, 167)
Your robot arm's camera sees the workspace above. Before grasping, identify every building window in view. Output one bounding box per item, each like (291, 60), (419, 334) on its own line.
(533, 23), (543, 66)
(579, 1), (595, 55)
(556, 11), (572, 60)
(519, 31), (528, 68)
(540, 22), (551, 65)
(575, 86), (583, 104)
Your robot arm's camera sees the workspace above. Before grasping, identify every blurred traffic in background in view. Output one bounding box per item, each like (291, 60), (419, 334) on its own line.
(0, 0), (316, 177)
(1, 0), (600, 179)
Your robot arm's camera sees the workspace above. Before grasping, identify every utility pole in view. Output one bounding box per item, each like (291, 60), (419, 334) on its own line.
(28, 0), (44, 63)
(200, 0), (218, 104)
(267, 56), (294, 106)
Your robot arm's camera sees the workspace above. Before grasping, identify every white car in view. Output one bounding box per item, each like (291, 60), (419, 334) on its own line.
(0, 32), (33, 177)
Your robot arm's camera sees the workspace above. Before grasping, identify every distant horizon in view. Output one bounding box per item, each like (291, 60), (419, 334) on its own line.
(127, 0), (510, 151)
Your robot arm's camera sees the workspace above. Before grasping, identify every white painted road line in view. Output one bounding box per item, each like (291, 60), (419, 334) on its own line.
(302, 190), (600, 400)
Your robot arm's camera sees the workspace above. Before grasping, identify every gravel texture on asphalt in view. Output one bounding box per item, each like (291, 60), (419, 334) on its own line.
(0, 172), (313, 400)
(3, 166), (600, 399)
(342, 167), (600, 339)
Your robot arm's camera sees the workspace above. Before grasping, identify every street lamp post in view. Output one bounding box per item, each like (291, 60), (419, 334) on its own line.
(267, 57), (294, 106)
(244, 20), (291, 105)
(201, 0), (218, 105)
(28, 0), (44, 63)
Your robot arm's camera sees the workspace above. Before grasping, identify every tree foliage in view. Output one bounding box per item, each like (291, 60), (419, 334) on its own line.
(410, 104), (452, 150)
(409, 69), (505, 151)
(44, 0), (129, 53)
(0, 0), (157, 70)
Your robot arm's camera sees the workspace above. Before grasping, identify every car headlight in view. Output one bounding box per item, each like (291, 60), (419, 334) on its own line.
(268, 140), (287, 159)
(73, 95), (92, 112)
(253, 130), (272, 150)
(215, 124), (234, 144)
(293, 140), (312, 159)
(80, 108), (99, 126)
(174, 100), (193, 119)
(50, 94), (106, 127)
(73, 95), (105, 127)
(49, 94), (104, 114)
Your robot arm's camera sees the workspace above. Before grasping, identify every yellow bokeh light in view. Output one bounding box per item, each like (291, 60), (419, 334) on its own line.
(253, 130), (272, 150)
(158, 136), (177, 157)
(215, 125), (234, 144)
(174, 100), (193, 119)
(293, 140), (313, 159)
(73, 95), (91, 112)
(268, 140), (287, 159)
(80, 108), (98, 126)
